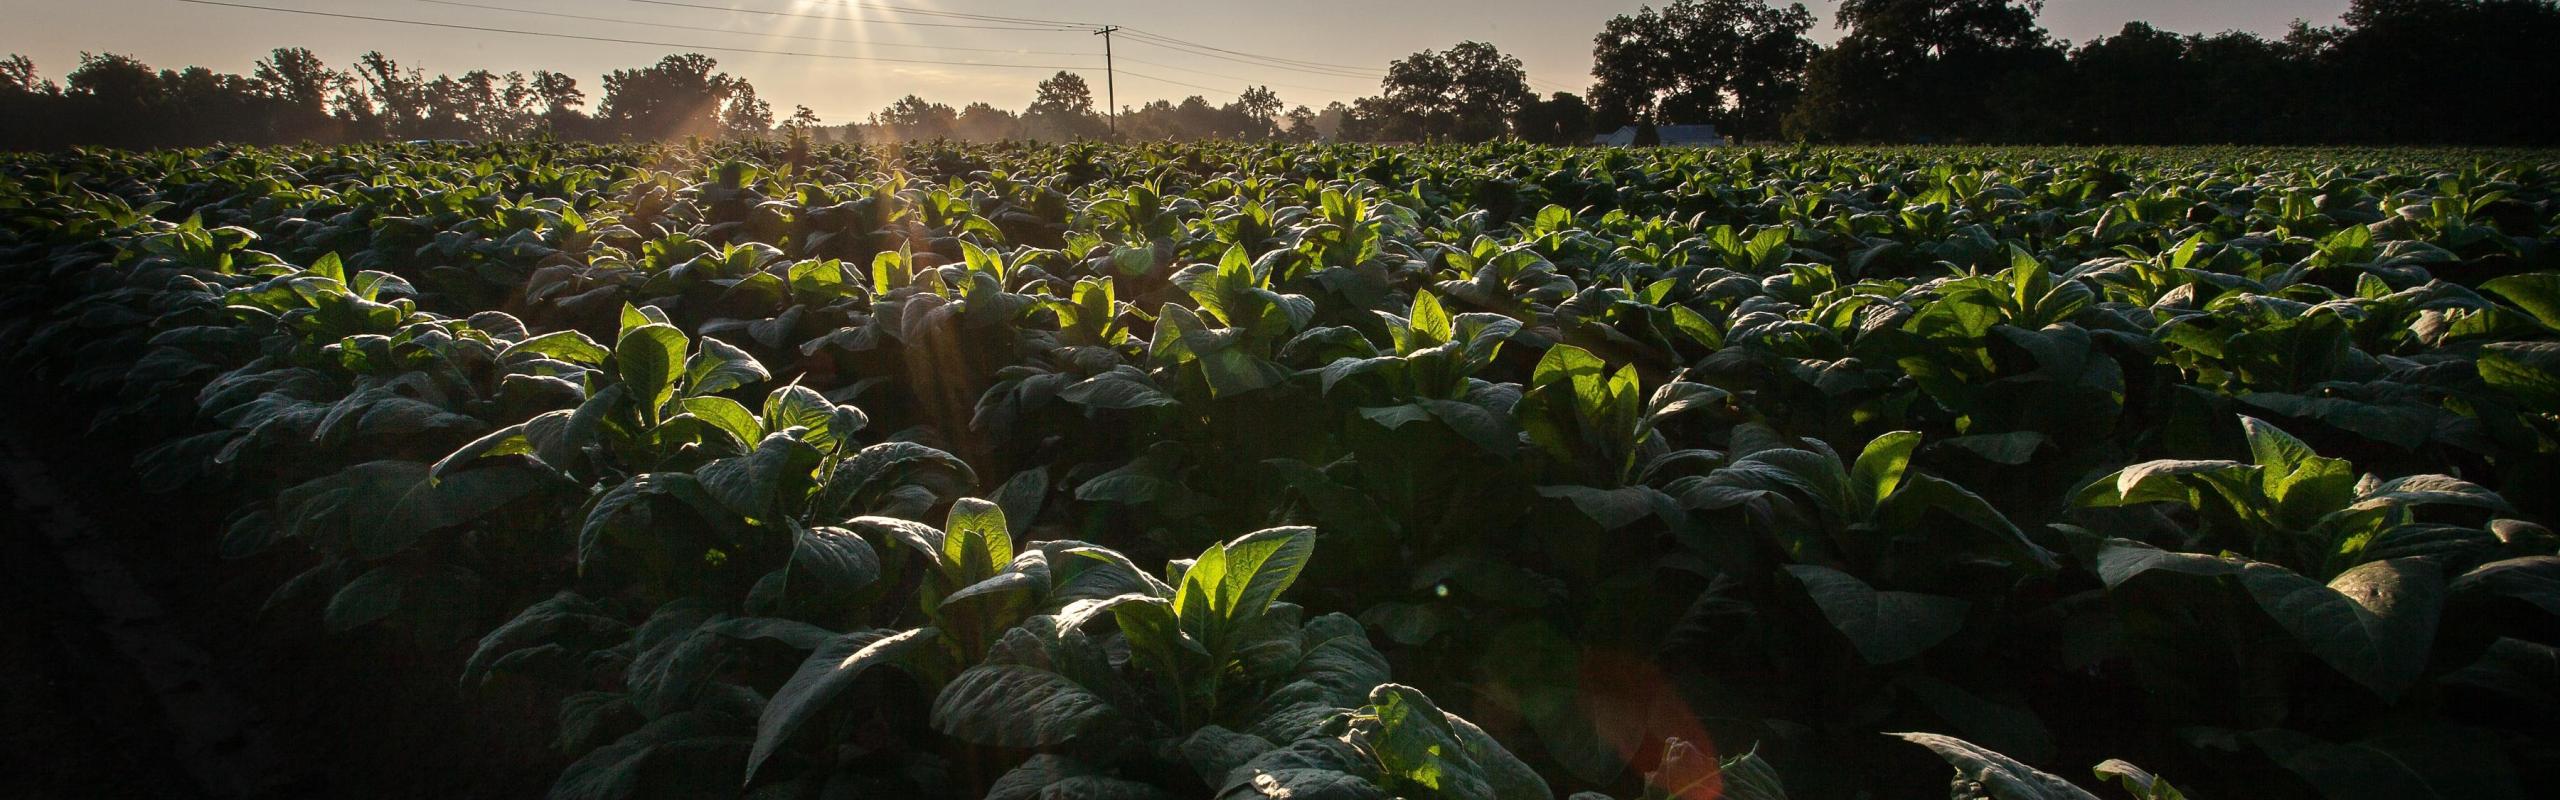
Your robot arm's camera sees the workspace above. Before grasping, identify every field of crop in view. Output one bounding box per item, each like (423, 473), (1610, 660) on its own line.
(3, 141), (2557, 799)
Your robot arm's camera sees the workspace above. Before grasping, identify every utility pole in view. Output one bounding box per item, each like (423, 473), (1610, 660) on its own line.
(1094, 25), (1120, 137)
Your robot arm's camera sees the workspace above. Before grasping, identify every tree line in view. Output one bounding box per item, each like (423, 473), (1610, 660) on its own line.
(4, 0), (2555, 149)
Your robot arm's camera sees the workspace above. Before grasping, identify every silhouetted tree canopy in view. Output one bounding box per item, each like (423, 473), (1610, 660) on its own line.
(1590, 0), (1816, 139)
(4, 2), (2557, 150)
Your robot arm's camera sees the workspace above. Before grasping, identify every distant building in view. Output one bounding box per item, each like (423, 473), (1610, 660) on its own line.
(1591, 124), (1725, 147)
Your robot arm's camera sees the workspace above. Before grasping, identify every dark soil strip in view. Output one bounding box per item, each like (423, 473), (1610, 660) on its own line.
(3, 435), (303, 798)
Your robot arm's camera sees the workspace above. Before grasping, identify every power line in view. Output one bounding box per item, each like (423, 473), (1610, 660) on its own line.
(619, 0), (1085, 32)
(1121, 34), (1379, 80)
(789, 0), (1099, 29)
(1116, 70), (1229, 96)
(171, 0), (1093, 69)
(412, 0), (1099, 58)
(1112, 55), (1368, 96)
(1121, 28), (1386, 76)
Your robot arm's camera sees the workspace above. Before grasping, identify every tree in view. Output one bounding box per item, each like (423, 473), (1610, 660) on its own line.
(1513, 91), (1595, 144)
(1283, 105), (1319, 141)
(875, 95), (957, 140)
(954, 102), (1020, 141)
(721, 82), (774, 138)
(598, 53), (746, 140)
(1236, 85), (1283, 136)
(2066, 22), (2193, 143)
(1366, 41), (1533, 141)
(0, 54), (46, 95)
(782, 104), (821, 131)
(252, 47), (340, 116)
(532, 71), (584, 116)
(1589, 1), (1815, 138)
(1785, 0), (2065, 142)
(1028, 71), (1095, 116)
(1023, 71), (1103, 140)
(352, 51), (428, 137)
(2321, 0), (2560, 144)
(66, 53), (160, 105)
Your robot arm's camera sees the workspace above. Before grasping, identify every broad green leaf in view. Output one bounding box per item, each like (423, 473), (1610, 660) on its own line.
(1223, 527), (1318, 623)
(745, 627), (935, 783)
(502, 330), (610, 366)
(1891, 732), (2099, 800)
(675, 396), (760, 450)
(682, 336), (769, 397)
(1847, 431), (1922, 516)
(931, 663), (1127, 749)
(1363, 684), (1491, 799)
(783, 524), (880, 611)
(2247, 726), (2525, 800)
(1409, 291), (1454, 347)
(2096, 543), (2445, 700)
(2092, 760), (2187, 800)
(943, 497), (1013, 582)
(989, 755), (1178, 800)
(615, 323), (688, 420)
(2481, 272), (2560, 329)
(1785, 565), (1969, 664)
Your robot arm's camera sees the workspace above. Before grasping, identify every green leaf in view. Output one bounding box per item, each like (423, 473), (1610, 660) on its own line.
(943, 497), (1014, 582)
(988, 755), (1178, 800)
(2074, 460), (2253, 508)
(1362, 684), (1487, 799)
(1784, 565), (1969, 664)
(1187, 527), (1318, 636)
(2091, 760), (2187, 800)
(1847, 431), (1922, 517)
(1891, 732), (2099, 800)
(746, 627), (935, 784)
(502, 329), (611, 366)
(1642, 739), (1789, 800)
(324, 566), (406, 633)
(783, 524), (879, 611)
(682, 335), (769, 397)
(931, 663), (1127, 749)
(2247, 726), (2525, 800)
(1214, 735), (1389, 800)
(2481, 272), (2560, 329)
(1409, 291), (1454, 347)
(675, 396), (761, 450)
(2096, 543), (2445, 700)
(618, 302), (668, 336)
(615, 323), (689, 420)
(2478, 341), (2560, 410)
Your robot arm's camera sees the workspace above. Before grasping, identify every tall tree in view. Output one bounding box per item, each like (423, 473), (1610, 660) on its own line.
(875, 95), (957, 139)
(1, 54), (46, 94)
(532, 71), (584, 116)
(251, 47), (340, 117)
(1369, 41), (1533, 142)
(721, 82), (774, 138)
(1786, 0), (2065, 142)
(352, 51), (428, 137)
(1589, 0), (1816, 138)
(598, 53), (745, 140)
(1513, 91), (1596, 144)
(1236, 85), (1283, 136)
(1024, 71), (1102, 140)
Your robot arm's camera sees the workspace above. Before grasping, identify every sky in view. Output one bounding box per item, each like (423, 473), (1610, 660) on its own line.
(6, 0), (2353, 123)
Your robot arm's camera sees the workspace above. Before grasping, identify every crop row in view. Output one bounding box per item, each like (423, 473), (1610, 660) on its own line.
(4, 140), (2558, 799)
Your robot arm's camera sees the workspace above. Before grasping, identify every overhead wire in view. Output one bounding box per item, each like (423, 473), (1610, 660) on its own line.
(619, 0), (1087, 31)
(1111, 55), (1370, 96)
(170, 0), (1093, 69)
(786, 0), (1099, 29)
(410, 0), (1100, 58)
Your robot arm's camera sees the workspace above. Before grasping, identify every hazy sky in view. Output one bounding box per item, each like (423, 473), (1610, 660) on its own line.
(7, 1), (2351, 123)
